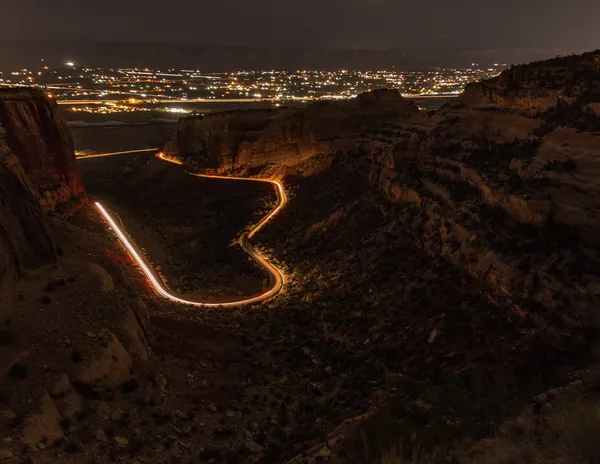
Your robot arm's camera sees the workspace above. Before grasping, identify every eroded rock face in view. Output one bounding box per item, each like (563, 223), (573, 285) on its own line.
(163, 89), (422, 172)
(0, 132), (55, 292)
(459, 50), (600, 109)
(0, 88), (84, 211)
(71, 330), (133, 394)
(369, 53), (600, 319)
(21, 392), (63, 447)
(0, 88), (85, 293)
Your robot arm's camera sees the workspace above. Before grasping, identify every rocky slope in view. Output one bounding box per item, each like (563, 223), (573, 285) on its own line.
(166, 53), (600, 328)
(0, 88), (85, 294)
(0, 89), (154, 462)
(371, 51), (600, 329)
(160, 52), (600, 460)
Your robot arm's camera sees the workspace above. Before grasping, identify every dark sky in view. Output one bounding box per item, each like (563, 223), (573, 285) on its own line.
(1, 0), (599, 51)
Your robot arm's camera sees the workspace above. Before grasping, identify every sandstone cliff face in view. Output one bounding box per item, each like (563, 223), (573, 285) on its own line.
(163, 89), (422, 171)
(0, 88), (84, 212)
(165, 56), (600, 325)
(0, 129), (55, 294)
(163, 108), (289, 169)
(0, 88), (85, 293)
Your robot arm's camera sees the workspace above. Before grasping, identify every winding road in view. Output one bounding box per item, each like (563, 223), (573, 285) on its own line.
(78, 150), (287, 307)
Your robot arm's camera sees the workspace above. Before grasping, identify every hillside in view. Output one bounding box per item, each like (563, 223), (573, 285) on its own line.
(0, 89), (154, 462)
(159, 50), (600, 461)
(1, 50), (600, 464)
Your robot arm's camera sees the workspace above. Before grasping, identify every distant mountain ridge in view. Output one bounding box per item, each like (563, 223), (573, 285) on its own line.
(0, 40), (586, 72)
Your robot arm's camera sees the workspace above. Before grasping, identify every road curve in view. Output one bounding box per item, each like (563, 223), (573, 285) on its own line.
(79, 150), (287, 307)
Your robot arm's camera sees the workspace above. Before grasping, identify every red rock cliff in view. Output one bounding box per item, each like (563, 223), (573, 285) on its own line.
(0, 88), (85, 293)
(369, 52), (600, 320)
(0, 88), (85, 212)
(162, 89), (421, 171)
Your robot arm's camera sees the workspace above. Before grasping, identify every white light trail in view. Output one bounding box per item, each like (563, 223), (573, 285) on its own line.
(83, 151), (287, 307)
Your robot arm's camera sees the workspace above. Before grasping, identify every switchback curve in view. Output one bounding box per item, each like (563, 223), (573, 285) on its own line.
(78, 150), (287, 307)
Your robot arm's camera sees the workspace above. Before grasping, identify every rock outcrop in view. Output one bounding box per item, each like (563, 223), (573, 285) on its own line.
(16, 304), (152, 448)
(458, 49), (600, 109)
(372, 52), (600, 324)
(163, 89), (421, 172)
(0, 88), (85, 293)
(0, 88), (84, 211)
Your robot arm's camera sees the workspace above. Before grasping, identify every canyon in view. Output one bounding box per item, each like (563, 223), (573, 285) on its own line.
(164, 51), (600, 326)
(0, 50), (599, 463)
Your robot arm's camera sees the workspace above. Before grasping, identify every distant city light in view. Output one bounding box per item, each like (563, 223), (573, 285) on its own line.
(9, 63), (505, 114)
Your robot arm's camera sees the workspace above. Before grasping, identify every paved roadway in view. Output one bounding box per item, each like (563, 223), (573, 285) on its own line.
(78, 150), (286, 307)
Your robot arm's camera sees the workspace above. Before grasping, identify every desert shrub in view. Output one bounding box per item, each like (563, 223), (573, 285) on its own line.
(0, 329), (18, 346)
(335, 423), (434, 464)
(440, 115), (460, 125)
(380, 442), (434, 464)
(538, 100), (600, 132)
(10, 362), (28, 379)
(533, 122), (555, 137)
(545, 159), (577, 173)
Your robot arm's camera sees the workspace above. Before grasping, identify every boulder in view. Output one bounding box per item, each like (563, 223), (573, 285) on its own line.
(21, 392), (63, 447)
(71, 330), (132, 394)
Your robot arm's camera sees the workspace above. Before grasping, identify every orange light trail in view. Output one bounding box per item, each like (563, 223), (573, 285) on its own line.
(82, 150), (287, 307)
(76, 148), (160, 159)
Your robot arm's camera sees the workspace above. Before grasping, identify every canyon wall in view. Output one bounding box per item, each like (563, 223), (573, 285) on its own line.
(371, 51), (600, 314)
(165, 51), (600, 320)
(0, 88), (85, 293)
(162, 89), (422, 171)
(0, 90), (156, 454)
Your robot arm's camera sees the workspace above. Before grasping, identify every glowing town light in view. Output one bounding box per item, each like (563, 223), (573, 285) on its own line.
(66, 62), (75, 67)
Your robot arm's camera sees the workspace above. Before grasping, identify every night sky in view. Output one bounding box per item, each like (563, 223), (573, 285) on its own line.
(1, 0), (599, 51)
